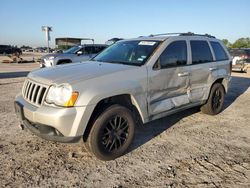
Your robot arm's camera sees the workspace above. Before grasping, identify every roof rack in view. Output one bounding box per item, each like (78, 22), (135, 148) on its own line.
(147, 32), (216, 38)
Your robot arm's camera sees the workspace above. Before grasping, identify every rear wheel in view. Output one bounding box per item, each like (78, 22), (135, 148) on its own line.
(84, 104), (135, 160)
(201, 83), (225, 115)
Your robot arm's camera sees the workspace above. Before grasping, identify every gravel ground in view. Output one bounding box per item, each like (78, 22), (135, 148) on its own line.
(0, 63), (250, 187)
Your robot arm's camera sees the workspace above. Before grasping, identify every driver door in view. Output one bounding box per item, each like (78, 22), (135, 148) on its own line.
(147, 40), (190, 116)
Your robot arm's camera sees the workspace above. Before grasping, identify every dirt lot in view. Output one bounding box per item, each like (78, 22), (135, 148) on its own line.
(0, 62), (250, 187)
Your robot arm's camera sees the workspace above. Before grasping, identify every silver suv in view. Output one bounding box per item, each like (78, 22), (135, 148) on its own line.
(15, 33), (231, 160)
(40, 44), (107, 68)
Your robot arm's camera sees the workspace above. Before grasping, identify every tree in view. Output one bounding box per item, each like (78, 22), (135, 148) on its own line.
(231, 38), (250, 48)
(222, 39), (232, 48)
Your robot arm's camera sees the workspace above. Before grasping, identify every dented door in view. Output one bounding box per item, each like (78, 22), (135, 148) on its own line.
(148, 66), (190, 116)
(147, 40), (190, 116)
(188, 40), (217, 102)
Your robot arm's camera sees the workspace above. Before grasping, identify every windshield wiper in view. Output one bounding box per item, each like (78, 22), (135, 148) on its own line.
(105, 60), (141, 66)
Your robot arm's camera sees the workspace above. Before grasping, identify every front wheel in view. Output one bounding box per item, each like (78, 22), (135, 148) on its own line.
(201, 83), (225, 115)
(84, 105), (135, 161)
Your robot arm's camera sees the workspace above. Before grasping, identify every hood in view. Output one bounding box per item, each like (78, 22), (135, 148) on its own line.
(41, 53), (62, 59)
(28, 61), (135, 85)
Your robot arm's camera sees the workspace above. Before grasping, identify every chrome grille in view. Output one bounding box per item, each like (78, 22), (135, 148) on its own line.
(22, 79), (48, 106)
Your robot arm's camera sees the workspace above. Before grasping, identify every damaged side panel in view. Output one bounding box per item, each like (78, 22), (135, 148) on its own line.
(148, 66), (190, 116)
(188, 62), (218, 103)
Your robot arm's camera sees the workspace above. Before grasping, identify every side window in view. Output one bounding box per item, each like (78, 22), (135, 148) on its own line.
(159, 41), (187, 68)
(84, 47), (93, 54)
(93, 46), (106, 54)
(210, 41), (229, 61)
(191, 40), (213, 64)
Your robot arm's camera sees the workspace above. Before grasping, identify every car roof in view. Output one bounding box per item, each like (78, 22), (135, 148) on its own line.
(121, 33), (219, 42)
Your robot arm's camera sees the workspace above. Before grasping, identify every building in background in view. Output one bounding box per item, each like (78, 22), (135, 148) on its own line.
(55, 38), (94, 50)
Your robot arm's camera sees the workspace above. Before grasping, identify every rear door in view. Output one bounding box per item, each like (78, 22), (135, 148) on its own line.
(148, 40), (190, 116)
(188, 40), (217, 102)
(210, 41), (231, 74)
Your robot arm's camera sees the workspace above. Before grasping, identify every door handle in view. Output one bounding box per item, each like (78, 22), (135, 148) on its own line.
(209, 67), (217, 71)
(178, 72), (189, 77)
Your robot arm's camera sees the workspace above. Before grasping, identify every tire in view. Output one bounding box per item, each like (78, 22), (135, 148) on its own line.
(84, 104), (135, 161)
(201, 83), (225, 115)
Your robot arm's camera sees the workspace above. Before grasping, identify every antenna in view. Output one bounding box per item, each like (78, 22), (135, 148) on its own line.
(42, 26), (53, 53)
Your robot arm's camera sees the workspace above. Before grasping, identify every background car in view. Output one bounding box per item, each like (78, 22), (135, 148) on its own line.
(230, 48), (250, 73)
(105, 38), (123, 46)
(0, 45), (22, 55)
(39, 44), (107, 68)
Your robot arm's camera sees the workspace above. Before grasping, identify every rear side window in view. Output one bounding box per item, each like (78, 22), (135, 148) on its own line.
(210, 41), (229, 61)
(159, 41), (187, 68)
(191, 40), (213, 64)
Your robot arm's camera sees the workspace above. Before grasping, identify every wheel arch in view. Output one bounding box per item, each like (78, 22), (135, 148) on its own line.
(82, 94), (144, 142)
(213, 77), (227, 93)
(57, 59), (72, 65)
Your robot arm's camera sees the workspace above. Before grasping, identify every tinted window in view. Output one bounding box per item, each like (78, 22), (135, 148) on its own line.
(210, 41), (228, 61)
(159, 41), (187, 68)
(64, 46), (81, 54)
(83, 46), (93, 54)
(92, 46), (106, 54)
(191, 40), (213, 64)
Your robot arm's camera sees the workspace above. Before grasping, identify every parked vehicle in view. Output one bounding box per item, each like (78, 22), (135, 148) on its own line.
(39, 44), (107, 68)
(230, 48), (250, 73)
(232, 59), (250, 74)
(15, 33), (231, 160)
(0, 45), (22, 55)
(105, 38), (123, 46)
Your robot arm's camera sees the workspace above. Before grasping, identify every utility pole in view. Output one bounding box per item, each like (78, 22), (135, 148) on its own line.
(42, 26), (52, 52)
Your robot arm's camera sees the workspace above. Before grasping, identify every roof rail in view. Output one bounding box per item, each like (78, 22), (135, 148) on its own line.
(180, 32), (216, 38)
(147, 32), (216, 38)
(148, 33), (184, 37)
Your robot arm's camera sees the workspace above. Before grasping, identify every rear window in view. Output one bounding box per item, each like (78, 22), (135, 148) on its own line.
(210, 41), (228, 61)
(191, 40), (213, 64)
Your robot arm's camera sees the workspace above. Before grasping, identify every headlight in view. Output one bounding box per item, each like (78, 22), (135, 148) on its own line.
(46, 84), (79, 107)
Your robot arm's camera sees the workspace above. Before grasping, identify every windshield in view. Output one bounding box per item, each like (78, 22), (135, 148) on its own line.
(63, 46), (81, 54)
(93, 40), (160, 66)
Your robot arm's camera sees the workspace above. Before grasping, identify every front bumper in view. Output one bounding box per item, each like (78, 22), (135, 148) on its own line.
(14, 93), (93, 143)
(22, 119), (81, 143)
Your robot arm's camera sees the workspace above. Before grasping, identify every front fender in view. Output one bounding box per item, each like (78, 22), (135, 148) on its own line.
(73, 67), (148, 122)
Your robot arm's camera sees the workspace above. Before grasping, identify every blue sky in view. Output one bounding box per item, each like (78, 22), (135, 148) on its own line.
(0, 0), (249, 47)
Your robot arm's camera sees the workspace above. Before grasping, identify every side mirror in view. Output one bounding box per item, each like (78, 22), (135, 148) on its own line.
(77, 51), (83, 56)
